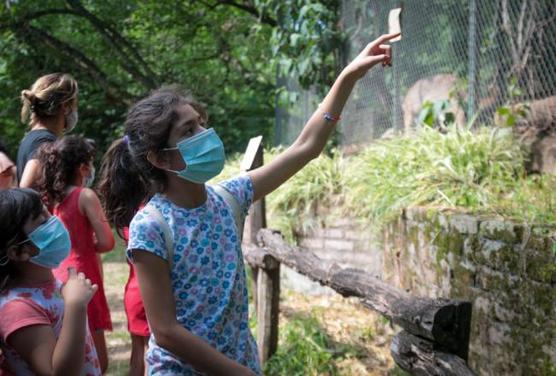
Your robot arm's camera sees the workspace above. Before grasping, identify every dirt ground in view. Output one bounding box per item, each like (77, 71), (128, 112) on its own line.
(103, 261), (397, 376)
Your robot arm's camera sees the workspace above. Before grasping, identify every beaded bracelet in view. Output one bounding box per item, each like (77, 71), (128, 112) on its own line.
(323, 112), (341, 123)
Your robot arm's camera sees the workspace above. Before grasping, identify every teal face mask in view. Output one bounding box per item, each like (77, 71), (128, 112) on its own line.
(28, 216), (71, 269)
(163, 128), (226, 184)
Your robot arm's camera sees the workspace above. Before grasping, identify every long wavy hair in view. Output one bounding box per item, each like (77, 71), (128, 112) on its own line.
(37, 135), (95, 206)
(97, 86), (206, 231)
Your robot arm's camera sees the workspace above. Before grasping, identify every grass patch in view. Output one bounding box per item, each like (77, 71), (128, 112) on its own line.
(264, 314), (338, 376)
(101, 229), (128, 263)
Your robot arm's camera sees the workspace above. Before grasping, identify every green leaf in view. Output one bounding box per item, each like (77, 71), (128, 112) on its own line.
(496, 107), (511, 116)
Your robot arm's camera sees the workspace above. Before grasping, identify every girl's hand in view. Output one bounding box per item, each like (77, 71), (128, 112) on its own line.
(342, 33), (400, 80)
(61, 267), (98, 307)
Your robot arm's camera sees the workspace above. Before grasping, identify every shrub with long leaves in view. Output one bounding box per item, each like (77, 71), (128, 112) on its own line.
(343, 126), (540, 225)
(266, 149), (343, 241)
(216, 126), (554, 243)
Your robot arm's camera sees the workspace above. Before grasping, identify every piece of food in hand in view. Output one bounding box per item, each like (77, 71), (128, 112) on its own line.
(388, 7), (402, 42)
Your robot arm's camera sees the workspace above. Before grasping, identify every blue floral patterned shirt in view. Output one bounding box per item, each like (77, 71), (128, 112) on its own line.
(127, 175), (261, 375)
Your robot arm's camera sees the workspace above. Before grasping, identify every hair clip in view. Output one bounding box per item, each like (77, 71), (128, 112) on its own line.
(123, 135), (129, 144)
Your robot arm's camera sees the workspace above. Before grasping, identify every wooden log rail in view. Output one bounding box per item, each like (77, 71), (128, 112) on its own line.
(245, 229), (475, 376)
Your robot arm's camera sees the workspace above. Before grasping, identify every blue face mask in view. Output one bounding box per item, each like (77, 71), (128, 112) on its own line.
(27, 216), (71, 269)
(163, 128), (226, 184)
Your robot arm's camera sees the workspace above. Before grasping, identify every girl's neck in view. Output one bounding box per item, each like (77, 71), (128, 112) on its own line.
(31, 115), (65, 137)
(11, 262), (55, 287)
(64, 184), (79, 196)
(163, 176), (207, 209)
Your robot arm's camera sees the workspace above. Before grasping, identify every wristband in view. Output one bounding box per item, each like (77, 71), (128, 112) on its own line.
(323, 112), (341, 123)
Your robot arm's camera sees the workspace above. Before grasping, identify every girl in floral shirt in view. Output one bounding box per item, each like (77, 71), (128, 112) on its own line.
(0, 188), (101, 376)
(100, 33), (398, 375)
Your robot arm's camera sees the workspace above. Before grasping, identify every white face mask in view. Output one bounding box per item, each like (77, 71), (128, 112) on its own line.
(65, 110), (78, 133)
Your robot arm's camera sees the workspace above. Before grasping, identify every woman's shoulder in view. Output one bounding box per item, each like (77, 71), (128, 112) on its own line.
(20, 129), (56, 147)
(17, 129), (57, 165)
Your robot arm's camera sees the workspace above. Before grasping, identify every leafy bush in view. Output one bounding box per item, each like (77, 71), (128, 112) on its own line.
(266, 149), (343, 241)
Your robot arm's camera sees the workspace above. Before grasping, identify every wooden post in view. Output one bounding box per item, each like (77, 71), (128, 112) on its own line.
(241, 136), (267, 241)
(241, 136), (266, 309)
(256, 257), (280, 364)
(241, 137), (280, 364)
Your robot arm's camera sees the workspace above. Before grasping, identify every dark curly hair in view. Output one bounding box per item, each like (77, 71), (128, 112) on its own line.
(0, 188), (44, 291)
(98, 86), (206, 230)
(37, 135), (95, 206)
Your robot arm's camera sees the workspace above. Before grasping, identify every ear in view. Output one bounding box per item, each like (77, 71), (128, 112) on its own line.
(6, 244), (33, 262)
(61, 101), (72, 115)
(79, 162), (91, 177)
(146, 150), (172, 171)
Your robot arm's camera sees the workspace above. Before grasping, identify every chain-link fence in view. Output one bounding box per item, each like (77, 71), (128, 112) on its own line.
(275, 0), (556, 147)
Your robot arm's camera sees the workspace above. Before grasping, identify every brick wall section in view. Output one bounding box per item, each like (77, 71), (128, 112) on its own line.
(291, 207), (555, 375)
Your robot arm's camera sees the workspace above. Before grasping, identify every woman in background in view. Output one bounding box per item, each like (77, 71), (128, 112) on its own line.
(17, 73), (79, 188)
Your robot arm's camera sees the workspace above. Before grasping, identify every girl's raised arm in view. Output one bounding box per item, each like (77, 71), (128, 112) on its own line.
(249, 33), (399, 202)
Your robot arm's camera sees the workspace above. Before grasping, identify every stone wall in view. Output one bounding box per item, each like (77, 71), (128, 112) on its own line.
(290, 207), (555, 375)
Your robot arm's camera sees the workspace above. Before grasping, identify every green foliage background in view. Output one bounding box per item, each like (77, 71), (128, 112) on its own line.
(0, 0), (341, 157)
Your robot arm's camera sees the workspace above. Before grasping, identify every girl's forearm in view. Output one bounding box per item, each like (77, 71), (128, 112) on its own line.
(51, 303), (87, 376)
(157, 324), (252, 375)
(293, 70), (358, 159)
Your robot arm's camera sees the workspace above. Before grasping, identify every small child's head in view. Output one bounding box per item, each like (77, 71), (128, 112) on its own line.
(37, 135), (96, 205)
(0, 188), (71, 290)
(98, 86), (207, 229)
(21, 73), (79, 131)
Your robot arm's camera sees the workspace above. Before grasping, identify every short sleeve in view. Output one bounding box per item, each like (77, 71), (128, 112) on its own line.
(28, 135), (56, 159)
(127, 207), (169, 262)
(219, 174), (254, 216)
(0, 299), (51, 342)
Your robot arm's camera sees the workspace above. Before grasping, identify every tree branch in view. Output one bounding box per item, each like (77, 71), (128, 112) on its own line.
(16, 24), (132, 106)
(0, 8), (80, 31)
(65, 0), (159, 89)
(200, 0), (277, 26)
